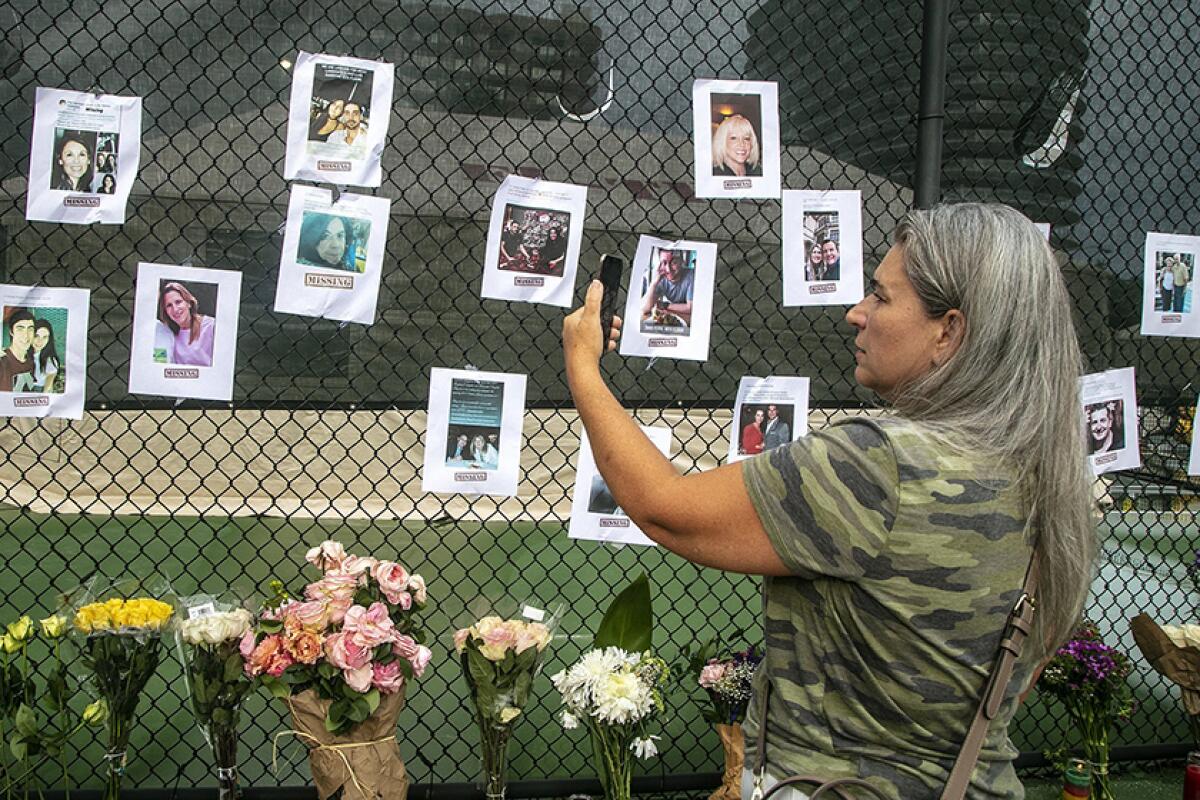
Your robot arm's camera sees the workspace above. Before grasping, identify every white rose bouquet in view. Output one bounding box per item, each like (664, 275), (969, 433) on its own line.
(176, 597), (255, 800)
(551, 575), (666, 800)
(454, 612), (557, 800)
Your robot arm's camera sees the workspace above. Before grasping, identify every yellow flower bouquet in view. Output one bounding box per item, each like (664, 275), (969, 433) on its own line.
(71, 579), (174, 800)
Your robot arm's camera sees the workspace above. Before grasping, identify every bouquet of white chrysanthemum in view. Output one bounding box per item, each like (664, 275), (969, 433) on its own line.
(551, 576), (667, 800)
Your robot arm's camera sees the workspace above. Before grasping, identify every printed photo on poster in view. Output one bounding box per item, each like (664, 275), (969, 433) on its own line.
(1080, 367), (1140, 476)
(422, 368), (527, 497)
(1140, 233), (1199, 337)
(639, 246), (696, 337)
(26, 88), (142, 225)
(692, 80), (781, 199)
(619, 235), (716, 362)
(274, 186), (390, 324)
(0, 286), (90, 419)
(497, 205), (571, 277)
(444, 378), (505, 470)
(569, 425), (672, 547)
(128, 263), (242, 402)
(781, 190), (864, 307)
(284, 52), (395, 188)
(481, 174), (588, 307)
(727, 376), (810, 462)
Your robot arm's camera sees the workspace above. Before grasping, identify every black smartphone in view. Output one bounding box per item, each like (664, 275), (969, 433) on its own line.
(598, 254), (624, 346)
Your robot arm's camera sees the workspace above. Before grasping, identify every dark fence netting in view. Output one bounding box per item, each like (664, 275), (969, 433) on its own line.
(0, 0), (1197, 795)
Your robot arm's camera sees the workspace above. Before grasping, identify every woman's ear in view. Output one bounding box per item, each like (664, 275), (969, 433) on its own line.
(933, 309), (966, 366)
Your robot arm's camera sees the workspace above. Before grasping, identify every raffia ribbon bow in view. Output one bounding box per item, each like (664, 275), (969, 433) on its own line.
(275, 689), (410, 800)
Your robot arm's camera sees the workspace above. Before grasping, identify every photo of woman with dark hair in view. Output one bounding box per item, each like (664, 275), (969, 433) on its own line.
(158, 281), (216, 367)
(31, 319), (61, 393)
(711, 114), (762, 178)
(51, 130), (96, 192)
(296, 213), (362, 272)
(97, 174), (117, 194)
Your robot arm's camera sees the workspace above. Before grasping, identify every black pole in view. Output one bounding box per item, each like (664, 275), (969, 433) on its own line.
(913, 0), (951, 209)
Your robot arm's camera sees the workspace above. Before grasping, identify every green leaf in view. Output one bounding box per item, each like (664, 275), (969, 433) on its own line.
(14, 704), (37, 738)
(9, 734), (27, 761)
(594, 572), (653, 652)
(364, 689), (380, 715)
(259, 619), (283, 634)
(261, 676), (291, 700)
(224, 653), (244, 683)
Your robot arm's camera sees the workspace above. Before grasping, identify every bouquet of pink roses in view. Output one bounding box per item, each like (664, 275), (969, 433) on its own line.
(243, 540), (431, 800)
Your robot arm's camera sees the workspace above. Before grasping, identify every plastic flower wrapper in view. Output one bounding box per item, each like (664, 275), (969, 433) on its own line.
(453, 597), (563, 800)
(1036, 620), (1134, 800)
(69, 574), (175, 800)
(1130, 613), (1200, 747)
(551, 575), (668, 800)
(244, 540), (432, 800)
(175, 591), (255, 800)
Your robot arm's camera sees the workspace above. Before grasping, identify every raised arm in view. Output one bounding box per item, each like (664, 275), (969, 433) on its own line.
(563, 281), (789, 575)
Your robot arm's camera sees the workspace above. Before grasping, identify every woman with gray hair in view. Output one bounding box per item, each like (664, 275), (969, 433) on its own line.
(561, 203), (1095, 799)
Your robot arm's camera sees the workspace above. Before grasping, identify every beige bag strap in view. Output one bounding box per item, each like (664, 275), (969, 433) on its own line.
(752, 551), (1041, 800)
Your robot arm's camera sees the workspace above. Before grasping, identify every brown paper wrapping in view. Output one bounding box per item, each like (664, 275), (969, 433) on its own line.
(285, 688), (410, 800)
(708, 723), (744, 800)
(1130, 613), (1200, 715)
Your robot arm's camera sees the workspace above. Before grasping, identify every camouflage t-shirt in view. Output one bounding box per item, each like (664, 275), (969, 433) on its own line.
(741, 417), (1035, 800)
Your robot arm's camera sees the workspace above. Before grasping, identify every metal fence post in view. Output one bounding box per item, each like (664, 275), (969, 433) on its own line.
(913, 0), (950, 209)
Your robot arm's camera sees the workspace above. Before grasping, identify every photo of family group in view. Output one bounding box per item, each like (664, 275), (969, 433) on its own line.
(154, 280), (217, 367)
(1152, 250), (1193, 314)
(639, 246), (696, 336)
(444, 429), (501, 470)
(1085, 399), (1126, 456)
(497, 205), (571, 277)
(0, 306), (67, 393)
(306, 62), (375, 154)
(296, 212), (369, 273)
(709, 93), (763, 180)
(50, 128), (118, 194)
(803, 211), (842, 282)
(735, 403), (795, 456)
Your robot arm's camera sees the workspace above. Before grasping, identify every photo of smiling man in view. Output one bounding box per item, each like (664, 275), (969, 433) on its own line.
(0, 308), (36, 392)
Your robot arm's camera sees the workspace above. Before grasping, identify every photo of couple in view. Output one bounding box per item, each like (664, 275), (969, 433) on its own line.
(736, 403), (793, 455)
(1153, 250), (1192, 314)
(0, 306), (66, 393)
(306, 62), (375, 153)
(803, 211), (842, 282)
(444, 429), (501, 471)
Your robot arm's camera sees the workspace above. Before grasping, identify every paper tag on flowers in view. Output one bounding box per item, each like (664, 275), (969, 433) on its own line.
(187, 602), (217, 620)
(521, 605), (545, 622)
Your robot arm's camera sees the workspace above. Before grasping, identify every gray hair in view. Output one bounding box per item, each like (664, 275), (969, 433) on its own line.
(889, 203), (1096, 662)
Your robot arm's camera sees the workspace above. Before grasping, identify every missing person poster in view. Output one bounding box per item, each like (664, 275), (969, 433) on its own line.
(1140, 232), (1200, 338)
(1080, 367), (1140, 476)
(727, 375), (810, 462)
(618, 235), (717, 362)
(274, 186), (390, 324)
(422, 367), (527, 497)
(26, 88), (142, 225)
(128, 263), (242, 402)
(692, 80), (781, 199)
(781, 190), (864, 306)
(480, 174), (588, 307)
(283, 52), (395, 188)
(569, 425), (672, 547)
(0, 285), (90, 419)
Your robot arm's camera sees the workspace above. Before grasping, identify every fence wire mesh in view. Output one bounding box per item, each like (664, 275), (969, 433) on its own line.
(0, 0), (1197, 795)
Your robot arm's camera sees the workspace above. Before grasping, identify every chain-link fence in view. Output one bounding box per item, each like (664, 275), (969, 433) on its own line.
(0, 0), (1197, 795)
